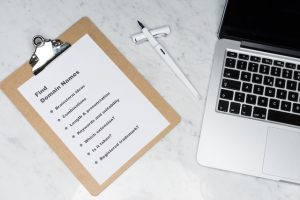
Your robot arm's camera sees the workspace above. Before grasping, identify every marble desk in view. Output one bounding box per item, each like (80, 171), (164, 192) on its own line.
(1, 0), (300, 199)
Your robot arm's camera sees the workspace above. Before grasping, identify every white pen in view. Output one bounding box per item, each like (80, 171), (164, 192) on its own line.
(137, 20), (200, 100)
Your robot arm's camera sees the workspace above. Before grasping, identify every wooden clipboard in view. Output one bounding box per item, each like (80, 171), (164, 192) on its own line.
(0, 17), (180, 195)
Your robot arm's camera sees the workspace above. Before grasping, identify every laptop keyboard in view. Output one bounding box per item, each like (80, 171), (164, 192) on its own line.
(217, 50), (300, 127)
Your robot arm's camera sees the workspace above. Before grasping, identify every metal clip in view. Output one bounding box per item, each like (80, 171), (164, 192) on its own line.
(29, 35), (71, 75)
(131, 26), (171, 44)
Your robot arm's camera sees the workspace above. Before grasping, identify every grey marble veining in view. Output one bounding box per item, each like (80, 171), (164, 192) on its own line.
(1, 0), (300, 199)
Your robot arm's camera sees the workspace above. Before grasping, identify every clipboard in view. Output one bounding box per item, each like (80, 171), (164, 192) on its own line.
(0, 17), (180, 195)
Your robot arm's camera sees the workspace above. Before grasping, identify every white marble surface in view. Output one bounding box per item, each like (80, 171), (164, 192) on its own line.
(1, 0), (300, 199)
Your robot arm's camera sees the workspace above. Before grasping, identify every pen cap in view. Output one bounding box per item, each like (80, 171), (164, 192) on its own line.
(131, 26), (171, 44)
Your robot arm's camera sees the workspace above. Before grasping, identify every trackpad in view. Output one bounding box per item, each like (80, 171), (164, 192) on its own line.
(263, 127), (300, 181)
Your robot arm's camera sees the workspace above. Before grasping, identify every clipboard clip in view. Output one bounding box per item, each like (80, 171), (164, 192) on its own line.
(29, 35), (71, 75)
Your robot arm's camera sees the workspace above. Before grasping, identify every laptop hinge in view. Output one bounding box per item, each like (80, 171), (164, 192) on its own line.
(241, 41), (300, 59)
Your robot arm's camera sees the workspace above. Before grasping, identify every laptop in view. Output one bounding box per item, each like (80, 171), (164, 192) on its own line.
(197, 0), (300, 183)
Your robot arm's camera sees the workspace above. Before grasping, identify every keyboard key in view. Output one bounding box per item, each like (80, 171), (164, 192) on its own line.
(218, 100), (229, 112)
(246, 94), (257, 105)
(286, 80), (297, 90)
(253, 107), (267, 119)
(225, 58), (236, 68)
(270, 67), (281, 77)
(250, 56), (261, 62)
(229, 102), (241, 114)
(248, 62), (259, 72)
(262, 58), (272, 65)
(253, 85), (264, 95)
(234, 92), (245, 102)
(298, 82), (300, 91)
(263, 76), (274, 86)
(227, 51), (237, 58)
(242, 82), (253, 93)
(268, 109), (300, 126)
(294, 71), (300, 81)
(224, 68), (240, 79)
(257, 96), (268, 107)
(285, 62), (296, 69)
(274, 60), (284, 67)
(222, 79), (241, 90)
(239, 53), (249, 60)
(265, 87), (275, 97)
(275, 78), (286, 88)
(252, 74), (263, 84)
(237, 60), (247, 70)
(236, 60), (247, 70)
(241, 71), (251, 82)
(282, 69), (292, 79)
(269, 98), (280, 109)
(288, 91), (299, 102)
(241, 104), (252, 116)
(292, 103), (300, 114)
(259, 64), (270, 74)
(276, 89), (287, 99)
(220, 89), (234, 100)
(297, 65), (300, 70)
(281, 101), (291, 111)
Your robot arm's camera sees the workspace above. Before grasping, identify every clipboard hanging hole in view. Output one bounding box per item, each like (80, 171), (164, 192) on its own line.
(33, 35), (45, 47)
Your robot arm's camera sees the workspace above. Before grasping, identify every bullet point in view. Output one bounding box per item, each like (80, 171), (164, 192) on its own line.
(50, 110), (53, 113)
(57, 119), (61, 122)
(65, 127), (68, 130)
(87, 152), (90, 155)
(72, 135), (75, 138)
(80, 144), (83, 147)
(95, 161), (98, 164)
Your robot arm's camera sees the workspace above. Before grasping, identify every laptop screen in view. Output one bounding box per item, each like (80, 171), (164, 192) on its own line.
(220, 0), (300, 51)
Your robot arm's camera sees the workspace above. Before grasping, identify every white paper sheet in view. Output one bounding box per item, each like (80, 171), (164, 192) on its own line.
(18, 34), (169, 184)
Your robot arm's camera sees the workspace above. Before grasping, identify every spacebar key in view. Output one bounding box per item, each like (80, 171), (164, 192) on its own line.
(268, 109), (300, 127)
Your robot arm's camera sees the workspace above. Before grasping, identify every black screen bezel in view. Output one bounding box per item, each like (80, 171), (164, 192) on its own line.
(219, 0), (300, 52)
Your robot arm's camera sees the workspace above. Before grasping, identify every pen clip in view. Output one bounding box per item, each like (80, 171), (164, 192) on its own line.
(29, 35), (71, 75)
(131, 26), (171, 44)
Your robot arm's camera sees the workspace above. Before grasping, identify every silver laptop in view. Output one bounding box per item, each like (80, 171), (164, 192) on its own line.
(197, 0), (300, 183)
